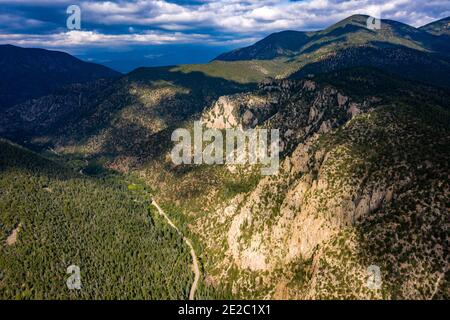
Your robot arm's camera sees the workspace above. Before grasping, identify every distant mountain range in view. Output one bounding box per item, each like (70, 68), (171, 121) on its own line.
(420, 16), (450, 36)
(1, 14), (448, 116)
(213, 15), (450, 88)
(0, 44), (120, 111)
(215, 15), (450, 61)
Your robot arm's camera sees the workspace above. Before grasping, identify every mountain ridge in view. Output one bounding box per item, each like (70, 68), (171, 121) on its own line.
(214, 15), (450, 62)
(420, 16), (450, 36)
(0, 15), (449, 300)
(0, 44), (121, 111)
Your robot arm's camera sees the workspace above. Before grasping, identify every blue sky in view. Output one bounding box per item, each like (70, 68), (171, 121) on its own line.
(1, 0), (449, 72)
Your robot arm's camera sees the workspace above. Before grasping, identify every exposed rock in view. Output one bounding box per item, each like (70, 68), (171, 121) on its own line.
(348, 103), (361, 117)
(5, 223), (21, 246)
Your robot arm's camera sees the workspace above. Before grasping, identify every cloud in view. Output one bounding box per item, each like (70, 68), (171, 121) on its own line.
(78, 0), (450, 32)
(43, 0), (440, 38)
(1, 0), (449, 51)
(0, 0), (71, 4)
(0, 13), (47, 29)
(0, 30), (213, 47)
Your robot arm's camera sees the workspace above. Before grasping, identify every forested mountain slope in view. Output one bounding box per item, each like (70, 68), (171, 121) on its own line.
(0, 15), (449, 300)
(420, 17), (450, 36)
(135, 68), (450, 299)
(0, 139), (196, 299)
(215, 15), (450, 61)
(215, 15), (450, 88)
(0, 45), (120, 111)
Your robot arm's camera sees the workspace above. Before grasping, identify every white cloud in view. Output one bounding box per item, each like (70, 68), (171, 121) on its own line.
(0, 0), (71, 4)
(0, 30), (212, 47)
(76, 0), (450, 33)
(0, 13), (48, 29)
(1, 0), (449, 50)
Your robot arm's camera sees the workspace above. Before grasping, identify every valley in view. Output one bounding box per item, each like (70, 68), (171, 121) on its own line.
(0, 14), (449, 300)
(151, 200), (200, 300)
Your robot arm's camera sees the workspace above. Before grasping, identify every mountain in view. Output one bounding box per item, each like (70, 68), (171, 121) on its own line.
(0, 45), (120, 111)
(0, 138), (203, 299)
(0, 64), (254, 159)
(214, 15), (450, 88)
(189, 70), (450, 299)
(214, 30), (312, 61)
(1, 15), (449, 300)
(288, 45), (450, 87)
(215, 15), (450, 62)
(420, 16), (450, 36)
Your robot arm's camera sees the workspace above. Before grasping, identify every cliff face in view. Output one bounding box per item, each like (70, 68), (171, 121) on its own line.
(6, 70), (445, 299)
(1, 15), (450, 300)
(194, 77), (449, 299)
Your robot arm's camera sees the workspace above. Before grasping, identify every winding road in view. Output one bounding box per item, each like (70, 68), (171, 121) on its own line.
(151, 200), (200, 300)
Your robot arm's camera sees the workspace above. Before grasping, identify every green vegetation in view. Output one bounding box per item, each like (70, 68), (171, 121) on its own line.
(172, 60), (296, 83)
(0, 140), (193, 299)
(1, 14), (450, 300)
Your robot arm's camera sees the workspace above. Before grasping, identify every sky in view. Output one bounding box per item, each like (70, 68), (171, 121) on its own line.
(0, 0), (449, 72)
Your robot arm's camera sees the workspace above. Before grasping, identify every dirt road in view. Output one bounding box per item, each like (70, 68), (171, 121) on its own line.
(151, 200), (200, 300)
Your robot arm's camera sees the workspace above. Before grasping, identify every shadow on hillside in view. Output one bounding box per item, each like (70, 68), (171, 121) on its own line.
(0, 139), (76, 181)
(310, 102), (450, 299)
(54, 67), (255, 154)
(1, 66), (256, 157)
(300, 24), (365, 54)
(13, 67), (256, 176)
(299, 37), (347, 54)
(290, 44), (450, 88)
(311, 66), (450, 107)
